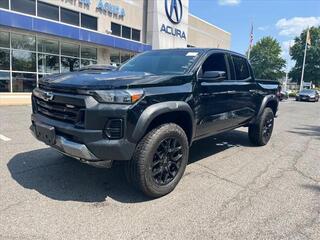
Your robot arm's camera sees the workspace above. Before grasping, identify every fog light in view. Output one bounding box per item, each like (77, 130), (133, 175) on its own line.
(103, 119), (123, 139)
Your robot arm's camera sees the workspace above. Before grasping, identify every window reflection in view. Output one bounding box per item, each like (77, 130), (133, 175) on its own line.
(11, 0), (36, 15)
(121, 51), (131, 63)
(0, 0), (9, 9)
(38, 54), (60, 73)
(0, 71), (10, 92)
(61, 43), (80, 57)
(12, 50), (36, 72)
(38, 38), (59, 54)
(37, 1), (59, 21)
(0, 49), (10, 70)
(110, 50), (120, 65)
(61, 57), (80, 72)
(12, 72), (37, 92)
(11, 33), (36, 51)
(61, 8), (79, 26)
(0, 32), (10, 48)
(0, 31), (136, 93)
(81, 46), (97, 60)
(81, 59), (97, 67)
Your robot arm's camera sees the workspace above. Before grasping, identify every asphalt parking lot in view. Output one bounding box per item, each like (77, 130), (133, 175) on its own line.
(0, 100), (319, 240)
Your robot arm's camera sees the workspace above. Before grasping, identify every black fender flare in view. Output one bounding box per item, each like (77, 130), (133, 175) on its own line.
(250, 95), (279, 124)
(131, 101), (195, 143)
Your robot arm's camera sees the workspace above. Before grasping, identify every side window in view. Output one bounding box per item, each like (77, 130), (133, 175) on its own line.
(232, 56), (250, 80)
(201, 53), (228, 79)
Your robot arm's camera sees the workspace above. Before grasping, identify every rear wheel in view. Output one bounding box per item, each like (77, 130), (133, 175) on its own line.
(248, 107), (274, 146)
(126, 123), (189, 198)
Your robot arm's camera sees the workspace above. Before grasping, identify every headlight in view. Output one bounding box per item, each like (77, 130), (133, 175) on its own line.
(90, 89), (144, 104)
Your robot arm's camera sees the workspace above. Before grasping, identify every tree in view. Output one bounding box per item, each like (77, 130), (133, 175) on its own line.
(289, 26), (320, 87)
(249, 36), (286, 80)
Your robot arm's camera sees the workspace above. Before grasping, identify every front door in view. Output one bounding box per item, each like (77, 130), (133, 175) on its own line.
(195, 52), (235, 138)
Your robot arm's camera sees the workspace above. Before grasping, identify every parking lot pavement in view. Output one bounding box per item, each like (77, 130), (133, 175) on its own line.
(0, 100), (319, 240)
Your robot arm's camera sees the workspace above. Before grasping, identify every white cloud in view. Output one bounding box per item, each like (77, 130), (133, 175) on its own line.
(258, 26), (270, 31)
(281, 40), (295, 71)
(281, 40), (294, 58)
(218, 0), (241, 6)
(276, 17), (320, 36)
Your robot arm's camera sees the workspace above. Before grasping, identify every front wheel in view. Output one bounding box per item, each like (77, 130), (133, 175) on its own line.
(248, 107), (274, 146)
(126, 123), (189, 198)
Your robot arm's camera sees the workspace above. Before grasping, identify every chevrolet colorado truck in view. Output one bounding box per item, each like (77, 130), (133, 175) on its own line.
(30, 49), (279, 197)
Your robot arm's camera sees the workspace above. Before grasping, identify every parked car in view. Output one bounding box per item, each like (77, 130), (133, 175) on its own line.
(30, 49), (280, 197)
(296, 89), (319, 102)
(279, 90), (289, 101)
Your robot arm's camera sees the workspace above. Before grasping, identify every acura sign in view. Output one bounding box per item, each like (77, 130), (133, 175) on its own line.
(161, 0), (186, 40)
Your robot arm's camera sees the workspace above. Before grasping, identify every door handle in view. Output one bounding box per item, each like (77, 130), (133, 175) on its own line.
(227, 90), (236, 94)
(249, 90), (257, 93)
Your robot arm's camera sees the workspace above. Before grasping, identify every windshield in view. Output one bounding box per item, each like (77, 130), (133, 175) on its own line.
(119, 49), (203, 75)
(300, 89), (315, 94)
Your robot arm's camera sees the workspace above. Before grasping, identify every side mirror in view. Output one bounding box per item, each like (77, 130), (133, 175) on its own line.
(201, 71), (226, 81)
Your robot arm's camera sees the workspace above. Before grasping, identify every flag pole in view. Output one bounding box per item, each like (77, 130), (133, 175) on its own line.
(299, 28), (309, 91)
(247, 23), (253, 59)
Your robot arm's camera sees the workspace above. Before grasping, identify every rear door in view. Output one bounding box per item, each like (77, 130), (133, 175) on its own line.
(227, 54), (257, 126)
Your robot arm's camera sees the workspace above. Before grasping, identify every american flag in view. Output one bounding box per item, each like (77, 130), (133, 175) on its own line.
(306, 29), (311, 46)
(249, 24), (254, 49)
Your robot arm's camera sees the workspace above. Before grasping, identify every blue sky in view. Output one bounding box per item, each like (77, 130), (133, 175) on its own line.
(189, 0), (320, 71)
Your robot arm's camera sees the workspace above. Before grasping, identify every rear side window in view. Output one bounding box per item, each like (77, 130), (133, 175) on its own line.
(232, 56), (250, 80)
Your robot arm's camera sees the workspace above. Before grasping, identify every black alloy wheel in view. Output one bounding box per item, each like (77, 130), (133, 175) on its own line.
(151, 137), (183, 186)
(248, 107), (274, 146)
(262, 117), (274, 142)
(126, 123), (189, 198)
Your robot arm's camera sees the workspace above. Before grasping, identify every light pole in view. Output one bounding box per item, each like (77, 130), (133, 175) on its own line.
(300, 28), (310, 91)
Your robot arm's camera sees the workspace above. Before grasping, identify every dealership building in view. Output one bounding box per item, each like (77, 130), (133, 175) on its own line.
(0, 0), (231, 105)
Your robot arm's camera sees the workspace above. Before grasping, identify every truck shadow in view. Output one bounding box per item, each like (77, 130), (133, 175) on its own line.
(288, 125), (320, 139)
(7, 129), (252, 204)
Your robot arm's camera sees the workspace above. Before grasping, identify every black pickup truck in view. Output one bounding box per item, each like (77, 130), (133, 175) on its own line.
(31, 49), (279, 197)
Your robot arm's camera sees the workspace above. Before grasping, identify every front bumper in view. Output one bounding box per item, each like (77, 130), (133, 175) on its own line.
(297, 96), (316, 101)
(30, 113), (136, 166)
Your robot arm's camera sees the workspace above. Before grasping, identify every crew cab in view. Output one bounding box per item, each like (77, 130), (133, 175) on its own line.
(30, 49), (279, 197)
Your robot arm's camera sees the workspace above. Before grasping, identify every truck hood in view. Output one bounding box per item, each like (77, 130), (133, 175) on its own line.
(39, 71), (190, 90)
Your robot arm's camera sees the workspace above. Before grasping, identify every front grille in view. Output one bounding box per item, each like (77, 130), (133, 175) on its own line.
(104, 119), (123, 139)
(34, 97), (83, 124)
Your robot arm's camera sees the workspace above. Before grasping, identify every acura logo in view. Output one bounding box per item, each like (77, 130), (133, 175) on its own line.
(165, 0), (183, 24)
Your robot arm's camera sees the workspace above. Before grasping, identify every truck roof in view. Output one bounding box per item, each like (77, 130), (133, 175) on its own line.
(148, 48), (247, 59)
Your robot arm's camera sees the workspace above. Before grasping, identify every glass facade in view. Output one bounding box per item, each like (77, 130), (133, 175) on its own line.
(0, 31), (98, 93)
(110, 49), (135, 66)
(37, 1), (59, 21)
(81, 13), (98, 31)
(0, 71), (10, 92)
(61, 8), (79, 26)
(0, 0), (98, 31)
(0, 0), (9, 10)
(111, 22), (141, 42)
(0, 1), (142, 94)
(11, 0), (36, 15)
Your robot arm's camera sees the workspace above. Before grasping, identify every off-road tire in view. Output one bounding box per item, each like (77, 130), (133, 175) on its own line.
(248, 107), (274, 146)
(125, 123), (189, 198)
